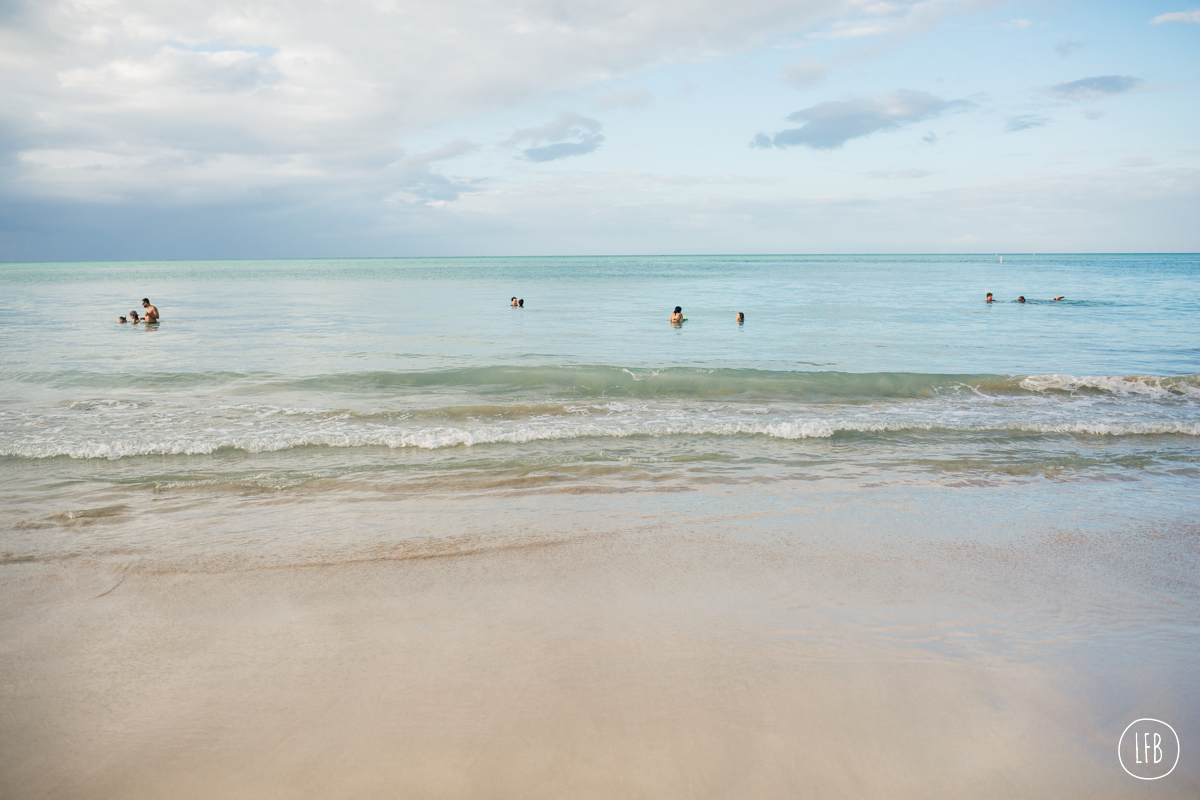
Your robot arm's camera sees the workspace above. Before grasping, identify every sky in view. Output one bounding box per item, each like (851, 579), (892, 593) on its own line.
(0, 0), (1197, 259)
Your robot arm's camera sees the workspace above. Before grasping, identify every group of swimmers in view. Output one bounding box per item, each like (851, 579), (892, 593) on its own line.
(118, 298), (160, 324)
(986, 293), (1065, 303)
(510, 297), (525, 308)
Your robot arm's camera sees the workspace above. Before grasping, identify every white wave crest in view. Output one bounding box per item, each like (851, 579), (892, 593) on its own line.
(3, 415), (1197, 460)
(1020, 374), (1200, 398)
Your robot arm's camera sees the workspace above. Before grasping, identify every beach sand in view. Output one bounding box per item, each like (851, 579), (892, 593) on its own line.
(2, 485), (1196, 799)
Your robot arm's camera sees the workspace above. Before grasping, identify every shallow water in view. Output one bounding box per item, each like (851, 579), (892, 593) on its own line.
(1, 254), (1198, 797)
(1, 254), (1197, 550)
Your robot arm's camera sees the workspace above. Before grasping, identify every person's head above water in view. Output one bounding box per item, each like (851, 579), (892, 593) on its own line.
(986, 293), (993, 302)
(518, 299), (524, 307)
(511, 297), (518, 305)
(1017, 296), (1026, 303)
(736, 312), (744, 322)
(142, 298), (150, 306)
(118, 316), (127, 323)
(674, 306), (682, 314)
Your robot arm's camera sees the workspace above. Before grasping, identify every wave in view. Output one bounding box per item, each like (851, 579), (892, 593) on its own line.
(4, 415), (1197, 460)
(5, 366), (1199, 401)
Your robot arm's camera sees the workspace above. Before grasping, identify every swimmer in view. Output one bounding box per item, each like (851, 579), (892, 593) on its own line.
(986, 293), (994, 303)
(141, 298), (159, 322)
(670, 306), (683, 324)
(511, 297), (518, 307)
(118, 316), (128, 323)
(1017, 296), (1026, 303)
(518, 299), (524, 308)
(129, 311), (141, 323)
(1053, 296), (1065, 301)
(736, 312), (744, 324)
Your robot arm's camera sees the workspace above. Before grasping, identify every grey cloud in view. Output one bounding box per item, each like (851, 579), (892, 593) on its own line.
(780, 57), (829, 89)
(507, 113), (605, 162)
(390, 139), (480, 202)
(1005, 114), (1049, 132)
(766, 91), (971, 150)
(748, 132), (773, 149)
(522, 137), (604, 162)
(1048, 75), (1144, 101)
(922, 131), (938, 144)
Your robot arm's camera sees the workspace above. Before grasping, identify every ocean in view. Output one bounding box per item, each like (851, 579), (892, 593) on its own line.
(2, 254), (1198, 797)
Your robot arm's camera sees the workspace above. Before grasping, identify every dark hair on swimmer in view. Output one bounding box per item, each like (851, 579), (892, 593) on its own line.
(142, 298), (149, 304)
(674, 306), (682, 314)
(518, 299), (524, 306)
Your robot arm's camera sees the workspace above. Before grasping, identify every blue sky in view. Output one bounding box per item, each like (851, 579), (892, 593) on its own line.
(0, 0), (1197, 259)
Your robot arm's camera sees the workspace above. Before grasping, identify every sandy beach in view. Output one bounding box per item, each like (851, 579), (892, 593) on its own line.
(3, 481), (1196, 799)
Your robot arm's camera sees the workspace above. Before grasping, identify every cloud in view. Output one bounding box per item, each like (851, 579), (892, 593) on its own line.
(1054, 39), (1084, 56)
(748, 132), (773, 149)
(1005, 114), (1049, 132)
(763, 90), (971, 150)
(1151, 9), (1200, 24)
(386, 139), (480, 203)
(1081, 108), (1104, 120)
(1047, 75), (1144, 100)
(506, 113), (605, 162)
(594, 88), (652, 109)
(780, 57), (829, 89)
(1003, 19), (1032, 29)
(922, 131), (938, 144)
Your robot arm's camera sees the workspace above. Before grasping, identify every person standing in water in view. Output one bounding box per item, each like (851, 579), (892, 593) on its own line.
(670, 306), (683, 324)
(141, 298), (160, 322)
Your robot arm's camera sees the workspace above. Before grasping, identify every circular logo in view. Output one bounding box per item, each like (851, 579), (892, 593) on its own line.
(1118, 719), (1179, 780)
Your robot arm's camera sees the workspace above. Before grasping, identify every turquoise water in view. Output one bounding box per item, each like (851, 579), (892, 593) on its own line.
(1, 254), (1197, 561)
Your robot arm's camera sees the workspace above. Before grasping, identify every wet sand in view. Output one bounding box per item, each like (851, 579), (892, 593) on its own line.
(2, 487), (1197, 799)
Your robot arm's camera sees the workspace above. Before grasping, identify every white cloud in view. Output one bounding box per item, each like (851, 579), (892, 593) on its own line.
(594, 88), (653, 109)
(1151, 9), (1200, 24)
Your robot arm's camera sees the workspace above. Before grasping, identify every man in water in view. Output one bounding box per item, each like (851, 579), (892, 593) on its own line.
(670, 306), (683, 324)
(511, 297), (518, 307)
(1017, 296), (1026, 303)
(736, 312), (744, 324)
(141, 298), (160, 322)
(986, 293), (994, 303)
